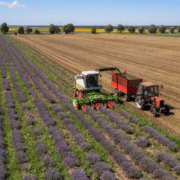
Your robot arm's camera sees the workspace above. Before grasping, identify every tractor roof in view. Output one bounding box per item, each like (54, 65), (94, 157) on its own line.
(140, 82), (157, 87)
(82, 70), (99, 76)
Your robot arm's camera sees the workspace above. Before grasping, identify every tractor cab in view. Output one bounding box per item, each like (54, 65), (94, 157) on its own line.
(137, 82), (159, 98)
(135, 82), (169, 117)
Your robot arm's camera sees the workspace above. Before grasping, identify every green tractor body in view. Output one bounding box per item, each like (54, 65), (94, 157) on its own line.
(72, 68), (119, 112)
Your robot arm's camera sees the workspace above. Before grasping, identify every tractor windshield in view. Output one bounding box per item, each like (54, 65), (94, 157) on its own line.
(86, 75), (99, 88)
(145, 86), (158, 96)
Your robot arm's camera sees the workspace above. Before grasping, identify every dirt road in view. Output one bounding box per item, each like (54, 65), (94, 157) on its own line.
(12, 33), (180, 136)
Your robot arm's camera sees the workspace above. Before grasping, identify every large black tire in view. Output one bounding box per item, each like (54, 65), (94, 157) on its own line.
(164, 105), (169, 115)
(135, 96), (145, 110)
(150, 108), (157, 117)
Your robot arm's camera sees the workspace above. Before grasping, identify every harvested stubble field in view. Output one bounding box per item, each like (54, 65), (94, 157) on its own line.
(0, 34), (180, 180)
(12, 33), (180, 136)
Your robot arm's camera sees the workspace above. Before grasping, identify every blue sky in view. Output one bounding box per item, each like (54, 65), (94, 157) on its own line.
(0, 0), (179, 26)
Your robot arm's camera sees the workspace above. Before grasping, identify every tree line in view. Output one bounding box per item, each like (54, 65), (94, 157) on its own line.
(1, 22), (180, 34)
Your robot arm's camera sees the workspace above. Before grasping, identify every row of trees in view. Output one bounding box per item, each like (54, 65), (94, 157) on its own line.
(96, 24), (180, 34)
(0, 23), (75, 34)
(1, 22), (180, 34)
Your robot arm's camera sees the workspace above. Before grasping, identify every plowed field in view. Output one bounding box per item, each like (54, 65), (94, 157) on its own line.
(12, 34), (180, 136)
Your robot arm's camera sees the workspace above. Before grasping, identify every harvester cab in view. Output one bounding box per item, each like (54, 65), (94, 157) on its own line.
(73, 70), (103, 98)
(72, 69), (118, 113)
(135, 82), (169, 117)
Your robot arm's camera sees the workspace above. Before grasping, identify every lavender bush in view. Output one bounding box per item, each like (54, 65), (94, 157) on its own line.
(71, 169), (89, 180)
(136, 136), (151, 148)
(30, 128), (42, 138)
(15, 151), (29, 163)
(101, 171), (115, 180)
(44, 167), (62, 180)
(93, 161), (110, 176)
(63, 157), (79, 168)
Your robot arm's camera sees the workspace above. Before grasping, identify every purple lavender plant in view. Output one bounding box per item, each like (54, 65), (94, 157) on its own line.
(39, 154), (56, 168)
(26, 119), (37, 126)
(62, 151), (77, 160)
(44, 167), (62, 180)
(51, 130), (63, 138)
(71, 169), (89, 180)
(126, 166), (142, 179)
(80, 142), (91, 151)
(63, 157), (79, 168)
(47, 126), (58, 134)
(136, 136), (151, 148)
(154, 151), (167, 161)
(21, 103), (29, 110)
(167, 142), (179, 152)
(61, 118), (72, 126)
(20, 163), (29, 171)
(86, 153), (101, 165)
(30, 128), (42, 138)
(66, 124), (79, 135)
(73, 134), (85, 144)
(101, 171), (115, 180)
(139, 156), (159, 173)
(173, 165), (180, 175)
(35, 144), (49, 155)
(3, 78), (10, 90)
(57, 144), (71, 155)
(112, 152), (127, 165)
(162, 155), (179, 168)
(129, 148), (145, 164)
(45, 120), (55, 127)
(18, 91), (27, 103)
(15, 151), (29, 163)
(56, 112), (67, 120)
(93, 161), (110, 176)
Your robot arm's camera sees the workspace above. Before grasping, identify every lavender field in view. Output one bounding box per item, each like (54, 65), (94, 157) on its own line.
(0, 34), (180, 180)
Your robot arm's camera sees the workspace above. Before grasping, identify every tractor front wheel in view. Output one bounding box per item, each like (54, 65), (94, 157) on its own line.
(150, 108), (157, 117)
(164, 105), (169, 115)
(135, 96), (145, 110)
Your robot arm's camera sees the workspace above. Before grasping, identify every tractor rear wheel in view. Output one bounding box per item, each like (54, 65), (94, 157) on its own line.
(164, 105), (169, 115)
(150, 108), (157, 117)
(135, 96), (145, 110)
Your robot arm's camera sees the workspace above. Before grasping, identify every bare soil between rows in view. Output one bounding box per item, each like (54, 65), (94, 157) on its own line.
(12, 33), (180, 136)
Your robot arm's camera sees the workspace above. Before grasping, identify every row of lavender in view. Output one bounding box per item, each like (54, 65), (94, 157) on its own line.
(0, 108), (7, 180)
(52, 104), (116, 179)
(119, 109), (179, 151)
(96, 105), (175, 180)
(0, 42), (40, 179)
(8, 61), (60, 179)
(3, 34), (118, 179)
(1, 35), (90, 179)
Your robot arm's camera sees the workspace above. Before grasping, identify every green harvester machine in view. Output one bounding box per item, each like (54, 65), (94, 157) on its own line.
(72, 67), (119, 113)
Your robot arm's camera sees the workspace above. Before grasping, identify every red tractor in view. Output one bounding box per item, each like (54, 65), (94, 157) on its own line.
(135, 82), (169, 117)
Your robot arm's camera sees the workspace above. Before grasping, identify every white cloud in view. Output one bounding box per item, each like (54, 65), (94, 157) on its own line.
(0, 1), (26, 8)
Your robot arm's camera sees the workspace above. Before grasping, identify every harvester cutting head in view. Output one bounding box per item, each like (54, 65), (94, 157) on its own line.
(72, 70), (118, 113)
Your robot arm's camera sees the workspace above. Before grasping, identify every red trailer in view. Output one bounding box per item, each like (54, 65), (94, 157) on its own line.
(111, 70), (143, 101)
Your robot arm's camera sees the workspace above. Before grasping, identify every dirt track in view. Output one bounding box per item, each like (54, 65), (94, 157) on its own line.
(12, 33), (180, 136)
